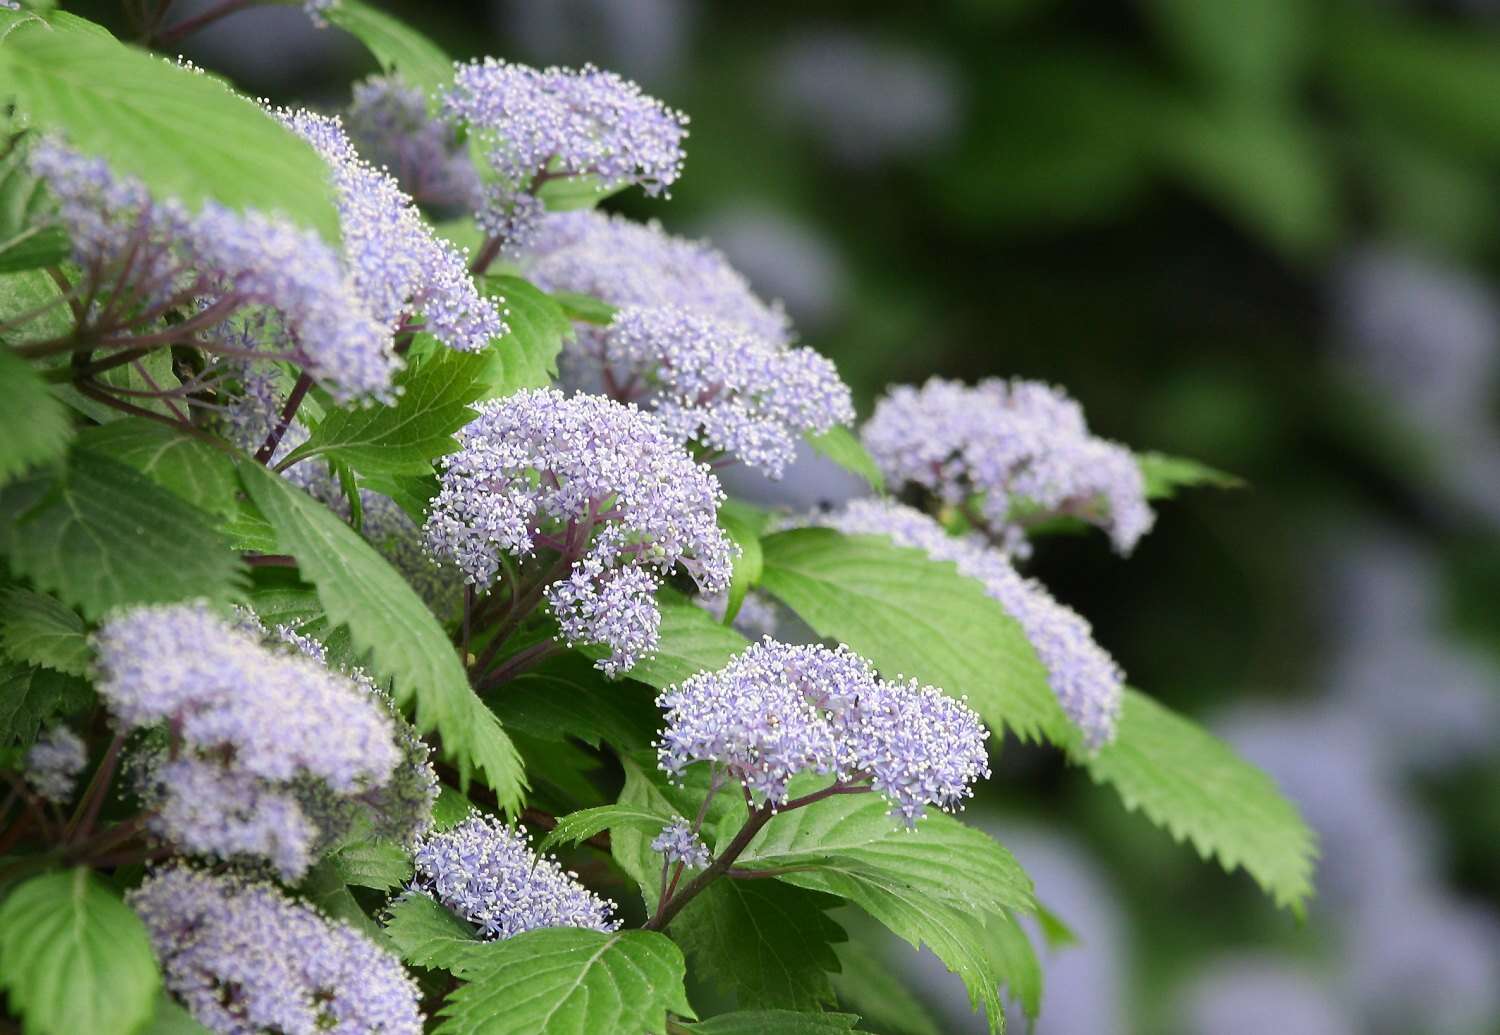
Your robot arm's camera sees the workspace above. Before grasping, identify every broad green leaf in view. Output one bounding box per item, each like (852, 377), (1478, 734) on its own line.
(758, 529), (1059, 742)
(1080, 689), (1317, 911)
(0, 587), (89, 676)
(0, 132), (69, 272)
(478, 276), (571, 395)
(0, 30), (341, 243)
(383, 892), (485, 973)
(328, 838), (413, 891)
(1145, 0), (1311, 101)
(433, 784), (476, 830)
(297, 858), (386, 943)
(587, 596), (749, 690)
(985, 910), (1042, 1023)
(491, 651), (659, 750)
(0, 448), (247, 619)
(0, 658), (91, 746)
(680, 1011), (866, 1034)
(436, 927), (692, 1035)
(0, 266), (70, 343)
(281, 349), (488, 476)
(322, 0), (454, 101)
(672, 880), (846, 1011)
(550, 290), (617, 325)
(239, 459), (526, 808)
(537, 803), (673, 855)
(830, 940), (944, 1035)
(612, 757), (679, 908)
(717, 505), (763, 624)
(139, 993), (212, 1035)
(0, 868), (159, 1035)
(0, 348), (72, 487)
(78, 419), (242, 517)
(1137, 450), (1244, 499)
(806, 427), (883, 493)
(536, 174), (629, 212)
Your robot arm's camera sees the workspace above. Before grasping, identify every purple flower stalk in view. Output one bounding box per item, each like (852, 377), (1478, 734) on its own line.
(23, 726), (86, 805)
(129, 866), (423, 1035)
(862, 377), (1155, 556)
(651, 818), (711, 870)
(424, 389), (735, 674)
(656, 639), (991, 823)
(803, 498), (1125, 746)
(345, 75), (481, 215)
(412, 815), (619, 939)
(577, 305), (853, 476)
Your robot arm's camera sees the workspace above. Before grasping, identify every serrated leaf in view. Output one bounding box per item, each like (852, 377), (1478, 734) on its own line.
(383, 892), (485, 972)
(672, 880), (846, 1011)
(0, 266), (71, 343)
(0, 29), (341, 243)
(681, 1010), (867, 1034)
(477, 276), (571, 395)
(537, 803), (673, 855)
(0, 132), (69, 272)
(1137, 450), (1245, 499)
(297, 858), (386, 943)
(0, 587), (89, 676)
(985, 909), (1042, 1023)
(328, 838), (413, 890)
(78, 419), (242, 517)
(585, 596), (749, 690)
(239, 459), (525, 808)
(281, 350), (488, 476)
(321, 0), (454, 102)
(0, 657), (91, 746)
(0, 868), (160, 1035)
(0, 347), (72, 487)
(806, 427), (883, 493)
(491, 651), (659, 750)
(758, 529), (1059, 742)
(436, 927), (692, 1035)
(831, 939), (944, 1035)
(0, 448), (247, 619)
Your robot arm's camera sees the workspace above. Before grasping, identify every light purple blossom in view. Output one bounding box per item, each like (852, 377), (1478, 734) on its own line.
(345, 75), (481, 215)
(862, 377), (1154, 556)
(803, 498), (1124, 746)
(581, 305), (853, 476)
(651, 818), (711, 870)
(412, 815), (619, 939)
(656, 639), (990, 823)
(424, 389), (734, 674)
(23, 726), (86, 805)
(147, 759), (318, 879)
(129, 866), (423, 1035)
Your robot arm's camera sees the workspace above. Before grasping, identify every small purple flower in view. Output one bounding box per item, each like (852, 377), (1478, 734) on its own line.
(345, 75), (481, 215)
(862, 377), (1154, 556)
(129, 866), (424, 1035)
(23, 726), (86, 805)
(412, 815), (619, 939)
(651, 818), (711, 870)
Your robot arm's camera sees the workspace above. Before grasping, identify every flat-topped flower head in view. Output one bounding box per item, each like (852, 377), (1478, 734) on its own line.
(424, 389), (735, 673)
(93, 602), (408, 876)
(656, 639), (990, 823)
(278, 107), (504, 352)
(130, 866), (423, 1035)
(520, 209), (792, 346)
(345, 75), (481, 215)
(862, 377), (1154, 556)
(651, 818), (711, 870)
(805, 498), (1125, 746)
(413, 815), (619, 939)
(24, 726), (86, 805)
(580, 305), (853, 476)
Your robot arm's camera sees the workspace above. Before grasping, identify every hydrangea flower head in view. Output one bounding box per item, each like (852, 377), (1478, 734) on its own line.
(651, 818), (711, 870)
(345, 75), (481, 215)
(579, 305), (853, 476)
(424, 389), (735, 673)
(129, 866), (423, 1035)
(862, 377), (1154, 555)
(413, 814), (619, 939)
(24, 726), (86, 805)
(656, 639), (990, 822)
(804, 498), (1125, 746)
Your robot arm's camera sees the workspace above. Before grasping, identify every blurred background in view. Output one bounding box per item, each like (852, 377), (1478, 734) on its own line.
(93, 0), (1500, 1030)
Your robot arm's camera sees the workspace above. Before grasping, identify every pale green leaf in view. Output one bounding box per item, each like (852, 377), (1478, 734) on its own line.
(0, 347), (72, 487)
(322, 0), (454, 101)
(985, 910), (1042, 1022)
(550, 290), (617, 325)
(0, 132), (69, 272)
(477, 276), (571, 395)
(138, 992), (212, 1035)
(717, 505), (762, 624)
(1137, 450), (1244, 499)
(806, 427), (883, 493)
(0, 587), (89, 676)
(78, 419), (242, 517)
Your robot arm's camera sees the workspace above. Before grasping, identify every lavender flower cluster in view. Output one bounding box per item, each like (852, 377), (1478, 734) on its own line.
(424, 388), (735, 673)
(803, 498), (1125, 746)
(651, 818), (712, 870)
(657, 639), (991, 823)
(862, 377), (1155, 556)
(345, 76), (481, 215)
(93, 602), (414, 877)
(23, 726), (86, 805)
(130, 866), (423, 1035)
(412, 814), (619, 939)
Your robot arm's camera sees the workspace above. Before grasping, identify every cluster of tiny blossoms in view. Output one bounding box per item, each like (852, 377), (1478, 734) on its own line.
(650, 818), (711, 870)
(344, 76), (481, 215)
(23, 726), (86, 805)
(129, 866), (423, 1035)
(93, 602), (405, 877)
(444, 60), (687, 247)
(804, 499), (1125, 746)
(657, 640), (991, 823)
(862, 377), (1155, 556)
(412, 815), (619, 939)
(583, 305), (853, 476)
(424, 389), (735, 673)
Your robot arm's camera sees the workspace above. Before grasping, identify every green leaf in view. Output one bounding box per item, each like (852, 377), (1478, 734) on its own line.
(436, 927), (692, 1035)
(1137, 450), (1245, 499)
(238, 459), (526, 807)
(985, 910), (1042, 1023)
(672, 880), (846, 1011)
(806, 427), (883, 493)
(0, 347), (72, 488)
(0, 658), (90, 746)
(0, 448), (248, 619)
(0, 587), (89, 676)
(1145, 0), (1311, 101)
(830, 940), (944, 1035)
(550, 290), (617, 325)
(328, 838), (413, 891)
(383, 892), (485, 973)
(758, 529), (1060, 742)
(586, 596), (749, 690)
(1080, 688), (1317, 911)
(0, 266), (71, 343)
(321, 0), (454, 101)
(0, 29), (342, 243)
(0, 133), (69, 272)
(297, 858), (386, 943)
(282, 349), (488, 477)
(535, 174), (629, 213)
(717, 505), (762, 624)
(78, 419), (242, 517)
(139, 992), (212, 1035)
(0, 868), (160, 1035)
(477, 276), (571, 395)
(490, 651), (659, 750)
(680, 1011), (867, 1034)
(537, 803), (673, 855)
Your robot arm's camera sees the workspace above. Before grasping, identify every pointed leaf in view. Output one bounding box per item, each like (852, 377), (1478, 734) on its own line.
(322, 0), (454, 101)
(537, 803), (673, 855)
(0, 587), (89, 676)
(383, 892), (486, 973)
(806, 427), (883, 493)
(0, 658), (91, 747)
(0, 348), (72, 488)
(478, 276), (571, 395)
(78, 419), (242, 517)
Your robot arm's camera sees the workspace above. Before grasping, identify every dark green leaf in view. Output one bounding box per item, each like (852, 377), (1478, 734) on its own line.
(0, 587), (89, 676)
(806, 427), (883, 493)
(78, 419), (242, 517)
(383, 891), (485, 973)
(0, 132), (69, 272)
(477, 276), (571, 395)
(490, 651), (659, 750)
(536, 803), (673, 855)
(680, 1010), (866, 1035)
(0, 347), (72, 488)
(322, 0), (454, 101)
(298, 858), (385, 943)
(328, 838), (413, 891)
(0, 657), (91, 746)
